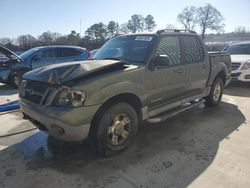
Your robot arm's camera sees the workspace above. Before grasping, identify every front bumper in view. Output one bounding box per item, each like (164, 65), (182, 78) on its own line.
(20, 98), (101, 142)
(231, 69), (250, 82)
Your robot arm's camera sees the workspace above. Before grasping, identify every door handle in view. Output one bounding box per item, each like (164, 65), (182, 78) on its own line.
(203, 64), (207, 69)
(173, 68), (183, 74)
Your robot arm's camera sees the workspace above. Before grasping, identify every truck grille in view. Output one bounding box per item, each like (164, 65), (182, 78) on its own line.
(231, 63), (241, 71)
(22, 80), (50, 104)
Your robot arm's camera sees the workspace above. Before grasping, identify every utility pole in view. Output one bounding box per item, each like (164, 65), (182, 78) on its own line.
(80, 18), (82, 37)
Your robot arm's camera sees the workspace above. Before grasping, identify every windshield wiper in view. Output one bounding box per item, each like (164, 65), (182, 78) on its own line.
(103, 57), (130, 65)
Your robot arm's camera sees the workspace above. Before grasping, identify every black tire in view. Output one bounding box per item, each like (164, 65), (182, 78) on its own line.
(10, 74), (21, 88)
(204, 77), (224, 107)
(93, 103), (138, 156)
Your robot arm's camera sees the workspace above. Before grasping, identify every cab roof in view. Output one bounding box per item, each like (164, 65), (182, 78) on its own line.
(115, 29), (197, 38)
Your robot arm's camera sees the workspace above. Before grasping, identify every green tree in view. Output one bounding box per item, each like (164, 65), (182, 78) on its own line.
(120, 23), (129, 34)
(107, 21), (119, 37)
(144, 15), (156, 32)
(85, 22), (107, 41)
(67, 30), (81, 45)
(127, 14), (144, 33)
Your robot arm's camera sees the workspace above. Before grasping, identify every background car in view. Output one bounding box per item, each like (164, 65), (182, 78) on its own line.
(206, 43), (228, 52)
(223, 41), (250, 82)
(90, 49), (99, 58)
(0, 45), (90, 87)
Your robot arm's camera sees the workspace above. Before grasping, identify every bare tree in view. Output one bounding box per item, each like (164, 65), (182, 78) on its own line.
(177, 6), (198, 30)
(17, 34), (36, 50)
(39, 31), (54, 45)
(197, 4), (225, 39)
(234, 26), (247, 34)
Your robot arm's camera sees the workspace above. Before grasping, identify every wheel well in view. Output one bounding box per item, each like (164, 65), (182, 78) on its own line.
(89, 93), (142, 137)
(216, 71), (226, 85)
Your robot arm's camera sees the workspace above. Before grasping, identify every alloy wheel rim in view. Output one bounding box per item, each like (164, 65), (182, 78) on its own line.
(213, 82), (221, 101)
(107, 113), (131, 146)
(14, 76), (19, 86)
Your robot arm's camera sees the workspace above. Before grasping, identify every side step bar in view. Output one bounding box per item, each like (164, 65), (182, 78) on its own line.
(146, 99), (205, 123)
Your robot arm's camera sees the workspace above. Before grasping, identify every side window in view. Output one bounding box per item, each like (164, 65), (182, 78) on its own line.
(182, 36), (204, 63)
(41, 49), (56, 59)
(56, 48), (82, 58)
(156, 36), (181, 66)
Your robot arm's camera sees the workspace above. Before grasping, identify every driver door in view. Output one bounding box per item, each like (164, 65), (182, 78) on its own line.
(145, 35), (187, 110)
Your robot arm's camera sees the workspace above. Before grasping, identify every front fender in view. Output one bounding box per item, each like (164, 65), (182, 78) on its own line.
(85, 81), (147, 106)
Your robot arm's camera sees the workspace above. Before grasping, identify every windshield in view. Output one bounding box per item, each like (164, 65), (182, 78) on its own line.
(223, 43), (250, 55)
(19, 48), (40, 59)
(93, 35), (156, 64)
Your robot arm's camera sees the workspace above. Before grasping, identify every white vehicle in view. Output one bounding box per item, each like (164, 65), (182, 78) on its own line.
(223, 42), (250, 82)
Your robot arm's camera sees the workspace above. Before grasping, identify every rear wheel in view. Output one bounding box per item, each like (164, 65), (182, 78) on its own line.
(93, 103), (138, 156)
(205, 77), (224, 107)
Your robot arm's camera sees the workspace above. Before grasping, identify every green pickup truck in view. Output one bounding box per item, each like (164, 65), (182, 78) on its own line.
(19, 29), (231, 155)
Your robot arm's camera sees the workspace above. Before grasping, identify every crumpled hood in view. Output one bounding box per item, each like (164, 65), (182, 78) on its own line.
(23, 60), (127, 84)
(230, 54), (250, 63)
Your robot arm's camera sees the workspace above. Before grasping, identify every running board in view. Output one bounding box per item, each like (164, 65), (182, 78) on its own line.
(146, 99), (205, 123)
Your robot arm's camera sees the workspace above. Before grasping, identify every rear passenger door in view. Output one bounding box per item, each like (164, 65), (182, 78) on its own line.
(55, 48), (84, 63)
(181, 35), (209, 95)
(145, 35), (187, 110)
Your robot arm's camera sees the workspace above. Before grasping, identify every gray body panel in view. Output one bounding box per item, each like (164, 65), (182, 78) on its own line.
(19, 32), (231, 142)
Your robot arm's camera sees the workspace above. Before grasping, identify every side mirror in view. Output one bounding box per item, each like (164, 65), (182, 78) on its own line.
(151, 55), (170, 69)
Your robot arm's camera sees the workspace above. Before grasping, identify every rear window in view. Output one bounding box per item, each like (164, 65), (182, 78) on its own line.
(182, 36), (204, 63)
(223, 44), (250, 55)
(56, 48), (82, 57)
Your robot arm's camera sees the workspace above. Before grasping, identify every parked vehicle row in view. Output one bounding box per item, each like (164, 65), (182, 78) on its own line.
(19, 29), (231, 155)
(0, 45), (90, 87)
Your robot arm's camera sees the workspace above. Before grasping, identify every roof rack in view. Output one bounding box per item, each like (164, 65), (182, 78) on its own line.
(156, 29), (197, 34)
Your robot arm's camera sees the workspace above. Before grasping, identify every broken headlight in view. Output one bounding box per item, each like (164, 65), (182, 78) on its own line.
(54, 86), (86, 107)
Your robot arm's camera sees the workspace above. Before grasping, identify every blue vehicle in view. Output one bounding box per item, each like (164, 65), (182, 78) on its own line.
(0, 45), (90, 87)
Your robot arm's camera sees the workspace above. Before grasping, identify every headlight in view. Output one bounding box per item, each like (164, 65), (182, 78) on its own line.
(54, 86), (86, 107)
(241, 61), (250, 70)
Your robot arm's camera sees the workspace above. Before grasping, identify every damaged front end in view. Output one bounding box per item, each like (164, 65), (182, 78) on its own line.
(20, 60), (128, 106)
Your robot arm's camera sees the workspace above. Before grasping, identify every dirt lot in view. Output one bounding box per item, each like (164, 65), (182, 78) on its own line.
(0, 82), (249, 188)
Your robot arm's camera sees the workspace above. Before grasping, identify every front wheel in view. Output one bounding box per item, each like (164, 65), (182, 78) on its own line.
(94, 103), (138, 155)
(204, 77), (224, 107)
(10, 74), (21, 88)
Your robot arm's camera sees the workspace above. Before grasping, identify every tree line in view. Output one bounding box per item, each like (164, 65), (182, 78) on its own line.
(0, 14), (156, 52)
(1, 3), (249, 52)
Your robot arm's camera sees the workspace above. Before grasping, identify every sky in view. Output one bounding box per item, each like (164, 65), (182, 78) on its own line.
(0, 0), (250, 39)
